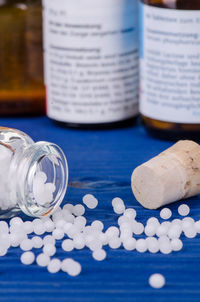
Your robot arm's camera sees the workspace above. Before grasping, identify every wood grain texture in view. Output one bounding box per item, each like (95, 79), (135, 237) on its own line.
(0, 117), (199, 302)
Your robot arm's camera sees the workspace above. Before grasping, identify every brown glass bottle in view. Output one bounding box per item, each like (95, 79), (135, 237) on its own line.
(0, 0), (45, 116)
(140, 0), (200, 140)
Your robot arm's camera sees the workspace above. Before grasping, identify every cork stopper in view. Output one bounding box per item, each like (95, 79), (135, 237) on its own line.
(131, 140), (200, 209)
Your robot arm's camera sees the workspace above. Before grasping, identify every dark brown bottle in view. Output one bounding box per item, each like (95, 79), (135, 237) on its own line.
(0, 0), (45, 116)
(140, 0), (200, 139)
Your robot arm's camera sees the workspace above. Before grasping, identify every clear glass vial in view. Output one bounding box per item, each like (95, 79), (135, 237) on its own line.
(0, 127), (68, 218)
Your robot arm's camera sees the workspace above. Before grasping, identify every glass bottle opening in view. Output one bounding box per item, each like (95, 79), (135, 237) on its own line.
(17, 142), (68, 217)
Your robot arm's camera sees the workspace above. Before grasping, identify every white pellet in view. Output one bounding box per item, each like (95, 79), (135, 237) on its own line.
(36, 253), (50, 267)
(105, 227), (120, 239)
(149, 274), (165, 289)
(147, 217), (159, 227)
(159, 242), (172, 255)
(195, 220), (200, 233)
(124, 209), (137, 220)
(0, 246), (8, 256)
(184, 227), (197, 239)
(171, 239), (183, 252)
(133, 222), (144, 235)
(32, 236), (43, 249)
(47, 258), (61, 273)
(91, 220), (104, 231)
(178, 204), (190, 216)
(112, 197), (124, 208)
(63, 204), (74, 213)
(55, 219), (66, 229)
(136, 239), (147, 253)
(43, 244), (56, 256)
(89, 239), (102, 251)
(66, 260), (82, 277)
(10, 217), (23, 227)
(62, 239), (74, 252)
(20, 239), (33, 251)
(118, 215), (131, 226)
(160, 208), (172, 220)
(73, 204), (85, 216)
(109, 237), (121, 249)
(74, 216), (87, 230)
(43, 219), (55, 233)
(144, 224), (156, 237)
(92, 249), (107, 261)
(33, 223), (45, 235)
(43, 235), (55, 246)
(73, 234), (85, 250)
(156, 224), (168, 237)
(83, 194), (98, 209)
(52, 228), (65, 240)
(23, 221), (33, 234)
(123, 238), (136, 251)
(66, 225), (80, 239)
(146, 237), (159, 254)
(113, 204), (125, 215)
(20, 251), (35, 265)
(167, 225), (182, 239)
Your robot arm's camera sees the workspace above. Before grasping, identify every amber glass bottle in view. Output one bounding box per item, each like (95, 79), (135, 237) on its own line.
(140, 0), (200, 139)
(0, 0), (45, 115)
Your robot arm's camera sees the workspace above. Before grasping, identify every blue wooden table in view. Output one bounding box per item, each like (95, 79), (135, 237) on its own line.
(0, 116), (200, 302)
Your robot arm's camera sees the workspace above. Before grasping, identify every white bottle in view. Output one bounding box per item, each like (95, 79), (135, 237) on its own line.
(43, 0), (139, 128)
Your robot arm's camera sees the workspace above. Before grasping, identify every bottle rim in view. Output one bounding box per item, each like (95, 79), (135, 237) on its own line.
(16, 141), (68, 217)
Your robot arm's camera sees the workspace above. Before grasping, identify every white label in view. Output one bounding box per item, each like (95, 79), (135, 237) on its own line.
(43, 0), (139, 124)
(140, 3), (200, 124)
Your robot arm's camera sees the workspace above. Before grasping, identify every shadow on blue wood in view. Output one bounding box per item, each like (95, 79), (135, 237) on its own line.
(0, 117), (199, 302)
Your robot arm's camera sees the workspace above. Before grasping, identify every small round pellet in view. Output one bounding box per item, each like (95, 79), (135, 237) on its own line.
(43, 235), (55, 246)
(147, 217), (159, 227)
(133, 222), (144, 235)
(67, 260), (81, 277)
(43, 219), (55, 233)
(112, 197), (124, 208)
(171, 239), (183, 252)
(20, 239), (33, 251)
(160, 208), (172, 220)
(43, 244), (56, 256)
(73, 235), (85, 250)
(89, 239), (102, 251)
(62, 239), (74, 252)
(113, 204), (125, 215)
(123, 238), (136, 251)
(149, 274), (165, 289)
(178, 204), (190, 217)
(136, 239), (147, 253)
(73, 204), (85, 216)
(21, 251), (35, 265)
(52, 228), (65, 240)
(146, 237), (159, 254)
(91, 220), (104, 231)
(92, 249), (106, 261)
(184, 227), (197, 239)
(109, 237), (121, 249)
(0, 246), (8, 256)
(82, 194), (98, 209)
(32, 236), (43, 249)
(36, 253), (50, 267)
(47, 258), (61, 273)
(123, 209), (136, 219)
(23, 221), (33, 234)
(145, 224), (156, 237)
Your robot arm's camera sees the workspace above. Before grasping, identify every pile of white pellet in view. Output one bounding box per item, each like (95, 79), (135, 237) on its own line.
(0, 194), (198, 288)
